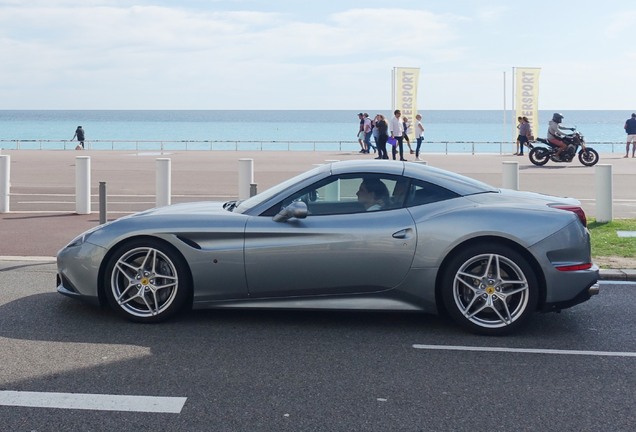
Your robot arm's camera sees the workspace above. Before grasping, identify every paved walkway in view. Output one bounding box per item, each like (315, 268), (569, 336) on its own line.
(1, 149), (634, 280)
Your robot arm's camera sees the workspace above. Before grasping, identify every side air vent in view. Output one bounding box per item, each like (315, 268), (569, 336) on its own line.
(177, 235), (202, 250)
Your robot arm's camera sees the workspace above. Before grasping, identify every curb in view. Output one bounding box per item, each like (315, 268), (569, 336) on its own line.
(599, 269), (636, 282)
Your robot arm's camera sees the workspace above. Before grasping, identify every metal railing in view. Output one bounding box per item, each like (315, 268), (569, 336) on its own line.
(0, 139), (627, 154)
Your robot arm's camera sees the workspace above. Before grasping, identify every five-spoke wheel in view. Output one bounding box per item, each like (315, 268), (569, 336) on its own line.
(442, 244), (538, 335)
(104, 239), (191, 322)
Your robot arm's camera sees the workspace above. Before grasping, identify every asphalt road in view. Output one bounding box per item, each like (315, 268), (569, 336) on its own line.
(1, 260), (635, 431)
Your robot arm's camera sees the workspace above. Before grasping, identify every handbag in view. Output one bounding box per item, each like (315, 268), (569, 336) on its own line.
(387, 137), (397, 146)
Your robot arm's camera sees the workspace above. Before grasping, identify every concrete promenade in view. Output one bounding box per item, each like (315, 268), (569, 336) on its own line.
(0, 149), (634, 279)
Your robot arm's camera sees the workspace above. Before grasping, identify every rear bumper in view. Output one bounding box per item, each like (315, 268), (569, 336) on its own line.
(541, 280), (600, 313)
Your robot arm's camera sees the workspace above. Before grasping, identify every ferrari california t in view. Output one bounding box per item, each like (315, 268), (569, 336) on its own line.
(56, 160), (599, 335)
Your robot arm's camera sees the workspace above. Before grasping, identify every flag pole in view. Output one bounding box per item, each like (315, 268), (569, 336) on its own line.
(502, 71), (506, 153)
(391, 68), (395, 111)
(511, 67), (516, 150)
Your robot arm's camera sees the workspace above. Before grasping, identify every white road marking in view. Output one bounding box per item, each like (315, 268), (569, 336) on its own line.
(0, 391), (187, 413)
(412, 344), (636, 357)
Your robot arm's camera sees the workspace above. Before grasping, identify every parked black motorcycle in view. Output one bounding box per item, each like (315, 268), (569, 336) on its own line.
(528, 129), (599, 167)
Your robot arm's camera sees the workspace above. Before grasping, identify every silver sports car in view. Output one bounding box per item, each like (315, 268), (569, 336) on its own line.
(57, 160), (599, 335)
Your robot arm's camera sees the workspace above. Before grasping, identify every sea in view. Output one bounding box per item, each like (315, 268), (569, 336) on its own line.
(0, 110), (631, 154)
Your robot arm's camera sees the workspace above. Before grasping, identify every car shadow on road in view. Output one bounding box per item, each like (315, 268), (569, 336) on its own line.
(0, 292), (594, 347)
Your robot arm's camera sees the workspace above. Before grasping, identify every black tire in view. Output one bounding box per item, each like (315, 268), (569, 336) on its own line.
(529, 147), (550, 166)
(104, 238), (191, 323)
(578, 148), (599, 167)
(441, 243), (538, 335)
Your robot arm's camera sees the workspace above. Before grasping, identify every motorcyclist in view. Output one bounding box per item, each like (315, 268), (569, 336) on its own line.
(547, 113), (574, 160)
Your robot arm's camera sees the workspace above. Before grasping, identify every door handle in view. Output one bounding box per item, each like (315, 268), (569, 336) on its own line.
(392, 229), (409, 239)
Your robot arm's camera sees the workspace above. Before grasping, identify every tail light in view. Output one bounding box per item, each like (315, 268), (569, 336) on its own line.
(555, 263), (593, 272)
(549, 205), (587, 227)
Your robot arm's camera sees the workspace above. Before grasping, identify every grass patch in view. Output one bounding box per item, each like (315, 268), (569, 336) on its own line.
(588, 219), (636, 258)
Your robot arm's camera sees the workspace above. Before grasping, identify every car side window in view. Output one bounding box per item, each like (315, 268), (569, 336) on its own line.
(262, 174), (402, 216)
(405, 179), (459, 207)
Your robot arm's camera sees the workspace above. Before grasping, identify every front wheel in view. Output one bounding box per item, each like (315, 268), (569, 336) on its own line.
(578, 148), (599, 166)
(529, 147), (550, 166)
(441, 244), (538, 335)
(104, 238), (192, 323)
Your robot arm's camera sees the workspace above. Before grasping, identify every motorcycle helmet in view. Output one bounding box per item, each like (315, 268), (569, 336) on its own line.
(552, 112), (564, 123)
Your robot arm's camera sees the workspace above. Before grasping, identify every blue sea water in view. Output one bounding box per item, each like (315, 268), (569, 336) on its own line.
(0, 110), (631, 153)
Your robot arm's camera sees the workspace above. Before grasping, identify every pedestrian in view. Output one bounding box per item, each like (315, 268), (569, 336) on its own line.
(363, 113), (376, 154)
(402, 116), (414, 154)
(517, 117), (531, 156)
(356, 113), (367, 153)
(624, 113), (636, 158)
(389, 110), (406, 161)
(514, 117), (523, 155)
(414, 114), (425, 160)
(374, 114), (389, 160)
(372, 114), (380, 155)
(72, 126), (85, 150)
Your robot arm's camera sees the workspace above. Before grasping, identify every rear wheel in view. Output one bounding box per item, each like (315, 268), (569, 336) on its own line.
(104, 239), (191, 323)
(578, 148), (599, 166)
(529, 147), (550, 166)
(441, 244), (538, 335)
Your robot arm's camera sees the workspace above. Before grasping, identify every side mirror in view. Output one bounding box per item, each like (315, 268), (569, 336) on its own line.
(273, 201), (308, 222)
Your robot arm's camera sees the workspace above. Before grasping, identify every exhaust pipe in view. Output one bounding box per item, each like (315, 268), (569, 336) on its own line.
(588, 283), (600, 296)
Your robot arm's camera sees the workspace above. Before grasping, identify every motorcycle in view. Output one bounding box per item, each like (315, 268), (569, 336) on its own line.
(528, 129), (599, 167)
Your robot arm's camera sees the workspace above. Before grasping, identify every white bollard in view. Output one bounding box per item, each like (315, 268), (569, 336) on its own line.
(0, 155), (9, 213)
(238, 158), (254, 200)
(502, 161), (519, 190)
(75, 156), (91, 214)
(595, 164), (613, 223)
(156, 158), (171, 207)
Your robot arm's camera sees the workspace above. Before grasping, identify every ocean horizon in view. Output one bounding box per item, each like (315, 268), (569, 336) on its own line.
(1, 110), (632, 153)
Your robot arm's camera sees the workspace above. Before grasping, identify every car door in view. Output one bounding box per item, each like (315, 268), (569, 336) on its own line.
(243, 175), (417, 297)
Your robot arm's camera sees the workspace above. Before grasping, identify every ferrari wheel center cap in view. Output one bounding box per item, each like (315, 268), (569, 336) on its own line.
(485, 286), (496, 295)
(141, 277), (150, 285)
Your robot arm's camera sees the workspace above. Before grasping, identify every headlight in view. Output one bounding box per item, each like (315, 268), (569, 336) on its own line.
(64, 224), (104, 248)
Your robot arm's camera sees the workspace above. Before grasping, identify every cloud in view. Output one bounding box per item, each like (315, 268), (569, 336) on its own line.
(0, 3), (466, 109)
(2, 1), (633, 109)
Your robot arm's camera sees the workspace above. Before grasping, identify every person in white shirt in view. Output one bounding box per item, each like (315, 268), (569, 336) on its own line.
(389, 110), (406, 161)
(414, 114), (425, 160)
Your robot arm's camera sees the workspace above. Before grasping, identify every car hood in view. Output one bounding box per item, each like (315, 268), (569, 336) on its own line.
(128, 201), (230, 218)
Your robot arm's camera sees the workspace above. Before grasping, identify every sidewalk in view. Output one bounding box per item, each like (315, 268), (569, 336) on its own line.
(1, 149), (634, 280)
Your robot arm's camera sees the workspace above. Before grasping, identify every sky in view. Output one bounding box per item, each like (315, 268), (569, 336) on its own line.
(1, 0), (634, 111)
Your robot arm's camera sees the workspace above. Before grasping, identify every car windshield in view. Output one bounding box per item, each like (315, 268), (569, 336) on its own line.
(233, 165), (326, 214)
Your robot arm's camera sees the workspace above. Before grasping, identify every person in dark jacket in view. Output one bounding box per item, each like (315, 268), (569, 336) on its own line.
(72, 126), (85, 149)
(624, 113), (636, 158)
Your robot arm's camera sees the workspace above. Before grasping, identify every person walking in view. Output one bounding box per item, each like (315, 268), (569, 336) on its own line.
(624, 113), (636, 158)
(374, 114), (389, 159)
(389, 110), (406, 161)
(514, 116), (523, 155)
(356, 113), (367, 153)
(363, 113), (376, 154)
(414, 114), (425, 160)
(517, 117), (531, 156)
(72, 126), (85, 150)
(402, 116), (414, 154)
